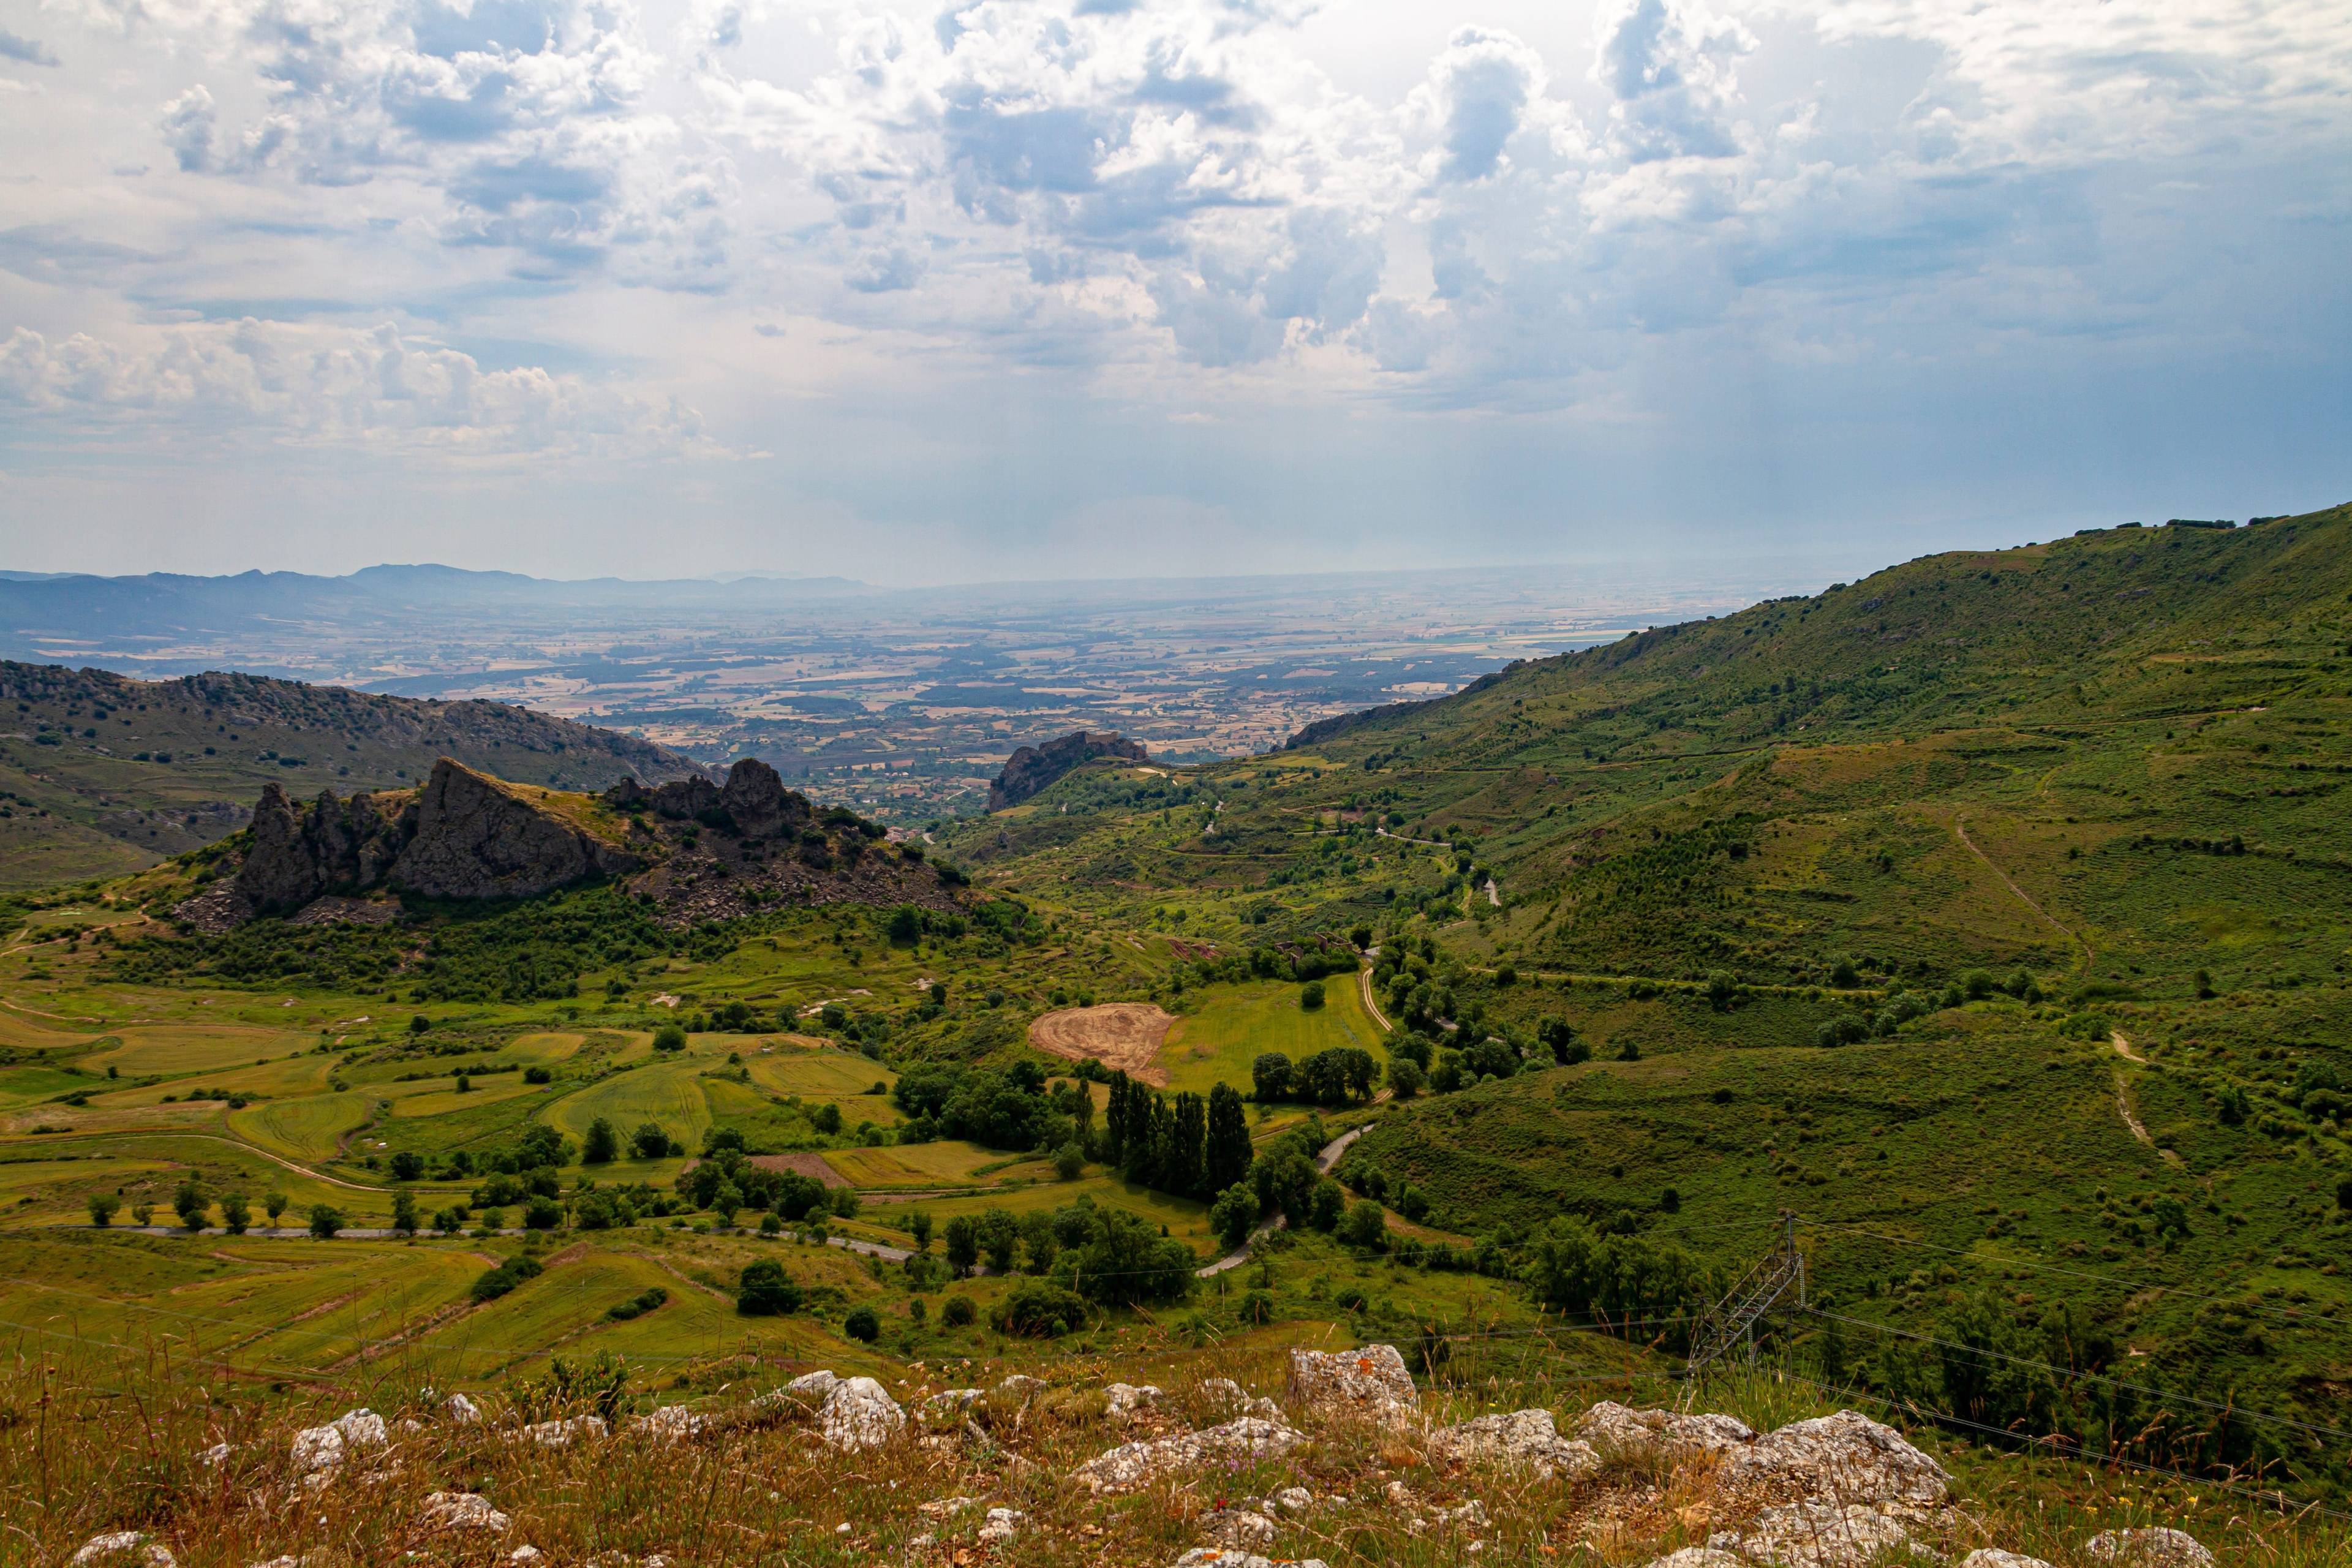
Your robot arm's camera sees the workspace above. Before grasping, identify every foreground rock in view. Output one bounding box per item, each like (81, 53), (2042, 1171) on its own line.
(1074, 1415), (1306, 1493)
(2084, 1529), (2214, 1567)
(418, 1493), (511, 1534)
(819, 1376), (905, 1451)
(1958, 1553), (2056, 1568)
(1578, 1401), (1755, 1460)
(1286, 1345), (1415, 1417)
(1709, 1501), (1922, 1568)
(1429, 1408), (1600, 1482)
(290, 1408), (388, 1473)
(1106, 1382), (1164, 1421)
(1721, 1411), (1950, 1506)
(520, 1415), (606, 1447)
(1169, 1553), (1329, 1568)
(70, 1534), (175, 1568)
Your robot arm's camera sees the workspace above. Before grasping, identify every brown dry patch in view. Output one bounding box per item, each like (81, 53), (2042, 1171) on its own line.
(745, 1152), (849, 1188)
(1027, 1003), (1176, 1085)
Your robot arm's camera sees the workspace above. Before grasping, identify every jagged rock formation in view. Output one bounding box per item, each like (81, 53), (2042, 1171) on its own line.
(179, 755), (960, 929)
(987, 730), (1148, 810)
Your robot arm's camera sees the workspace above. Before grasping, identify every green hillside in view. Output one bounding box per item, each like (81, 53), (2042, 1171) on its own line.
(4, 505), (2348, 1512)
(0, 663), (701, 886)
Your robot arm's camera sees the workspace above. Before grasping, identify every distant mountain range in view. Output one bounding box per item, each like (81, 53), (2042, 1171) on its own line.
(0, 564), (875, 657)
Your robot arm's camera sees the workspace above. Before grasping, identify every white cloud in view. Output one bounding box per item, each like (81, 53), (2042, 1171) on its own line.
(0, 319), (718, 457)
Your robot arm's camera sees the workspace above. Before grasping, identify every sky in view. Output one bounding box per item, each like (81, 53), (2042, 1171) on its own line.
(0, 0), (2346, 586)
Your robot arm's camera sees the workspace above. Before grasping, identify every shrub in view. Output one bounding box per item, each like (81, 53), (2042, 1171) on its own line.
(1054, 1141), (1085, 1180)
(524, 1066), (553, 1084)
(389, 1150), (425, 1182)
(942, 1294), (977, 1327)
(1338, 1200), (1389, 1250)
(86, 1193), (119, 1226)
(307, 1204), (343, 1240)
(1386, 1057), (1425, 1098)
(471, 1254), (543, 1302)
(1300, 981), (1325, 1011)
(992, 1282), (1091, 1338)
(737, 1259), (802, 1316)
(652, 1023), (687, 1053)
(843, 1306), (881, 1343)
(523, 1197), (565, 1230)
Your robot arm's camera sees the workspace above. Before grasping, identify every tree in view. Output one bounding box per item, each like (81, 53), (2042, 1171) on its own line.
(1386, 1057), (1425, 1098)
(1251, 1053), (1294, 1102)
(391, 1190), (420, 1235)
(265, 1190), (290, 1224)
(943, 1214), (981, 1276)
(737, 1259), (803, 1315)
(1166, 1091), (1207, 1196)
(631, 1121), (673, 1159)
(1019, 1210), (1060, 1273)
(174, 1180), (208, 1231)
(86, 1193), (119, 1226)
(908, 1210), (935, 1253)
(524, 1196), (565, 1230)
(1300, 981), (1325, 1011)
(1068, 1205), (1195, 1306)
(390, 1150), (425, 1182)
(978, 1207), (1021, 1273)
(1338, 1200), (1388, 1250)
(1310, 1178), (1346, 1231)
(1210, 1183), (1259, 1251)
(1204, 1083), (1253, 1195)
(410, 1013), (430, 1035)
(843, 1306), (881, 1343)
(652, 1023), (687, 1052)
(942, 1294), (977, 1327)
(1054, 1141), (1085, 1180)
(581, 1117), (619, 1165)
(220, 1192), (252, 1235)
(308, 1204), (344, 1240)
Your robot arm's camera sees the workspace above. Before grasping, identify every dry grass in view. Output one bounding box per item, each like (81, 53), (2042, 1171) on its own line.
(2, 1344), (2345, 1568)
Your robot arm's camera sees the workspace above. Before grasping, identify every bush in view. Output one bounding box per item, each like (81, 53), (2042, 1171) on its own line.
(1054, 1141), (1085, 1180)
(1338, 1200), (1389, 1250)
(307, 1204), (343, 1240)
(389, 1150), (425, 1181)
(524, 1066), (554, 1084)
(470, 1254), (543, 1302)
(86, 1193), (119, 1226)
(942, 1294), (977, 1327)
(1385, 1057), (1425, 1097)
(737, 1259), (802, 1316)
(523, 1197), (564, 1230)
(992, 1281), (1091, 1338)
(843, 1306), (881, 1343)
(606, 1287), (669, 1321)
(1300, 981), (1325, 1011)
(652, 1023), (687, 1052)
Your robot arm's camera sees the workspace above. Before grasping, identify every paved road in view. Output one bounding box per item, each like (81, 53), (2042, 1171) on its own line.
(1196, 1121), (1371, 1277)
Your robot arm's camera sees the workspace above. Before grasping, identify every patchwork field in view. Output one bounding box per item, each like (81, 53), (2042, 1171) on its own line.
(1156, 978), (1386, 1093)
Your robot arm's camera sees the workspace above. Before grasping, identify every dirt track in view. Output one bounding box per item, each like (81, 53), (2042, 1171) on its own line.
(1027, 1003), (1175, 1085)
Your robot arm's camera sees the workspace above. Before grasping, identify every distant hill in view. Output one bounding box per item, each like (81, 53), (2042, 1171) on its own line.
(0, 662), (706, 888)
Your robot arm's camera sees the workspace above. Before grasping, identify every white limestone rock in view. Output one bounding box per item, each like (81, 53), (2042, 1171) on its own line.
(1429, 1408), (1602, 1482)
(1723, 1411), (1951, 1506)
(1709, 1501), (1927, 1568)
(1073, 1415), (1306, 1494)
(1107, 1382), (1164, 1420)
(1286, 1345), (1415, 1416)
(1958, 1553), (2057, 1568)
(70, 1534), (175, 1568)
(2084, 1529), (2214, 1567)
(520, 1415), (607, 1447)
(1578, 1401), (1756, 1460)
(818, 1376), (905, 1451)
(419, 1491), (511, 1534)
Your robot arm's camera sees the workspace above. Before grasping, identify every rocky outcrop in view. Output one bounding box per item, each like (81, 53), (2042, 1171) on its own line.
(192, 759), (643, 924)
(1578, 1401), (1757, 1459)
(988, 731), (1148, 810)
(817, 1376), (905, 1451)
(390, 761), (641, 900)
(2084, 1531), (2214, 1567)
(1286, 1344), (1416, 1417)
(1720, 1411), (1949, 1506)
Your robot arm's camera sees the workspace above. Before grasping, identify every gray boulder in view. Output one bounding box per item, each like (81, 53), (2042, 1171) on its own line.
(1287, 1344), (1415, 1416)
(1429, 1407), (1601, 1481)
(2084, 1529), (2214, 1567)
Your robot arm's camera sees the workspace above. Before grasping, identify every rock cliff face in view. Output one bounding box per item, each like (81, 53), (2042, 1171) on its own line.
(206, 758), (644, 920)
(988, 731), (1149, 811)
(184, 755), (958, 929)
(390, 761), (644, 900)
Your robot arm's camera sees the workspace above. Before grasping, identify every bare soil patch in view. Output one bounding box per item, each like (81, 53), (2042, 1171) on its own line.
(1028, 1003), (1175, 1085)
(747, 1152), (850, 1188)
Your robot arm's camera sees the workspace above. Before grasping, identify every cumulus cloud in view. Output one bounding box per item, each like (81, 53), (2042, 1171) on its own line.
(1590, 0), (1754, 162)
(0, 320), (718, 458)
